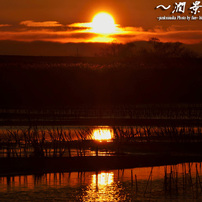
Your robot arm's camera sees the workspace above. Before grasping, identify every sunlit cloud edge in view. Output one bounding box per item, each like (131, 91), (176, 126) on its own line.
(0, 21), (202, 44)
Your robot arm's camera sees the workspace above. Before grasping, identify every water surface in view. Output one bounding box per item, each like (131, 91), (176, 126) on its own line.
(0, 162), (202, 201)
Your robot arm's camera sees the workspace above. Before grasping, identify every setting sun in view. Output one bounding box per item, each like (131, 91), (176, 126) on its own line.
(91, 12), (117, 34)
(69, 11), (126, 43)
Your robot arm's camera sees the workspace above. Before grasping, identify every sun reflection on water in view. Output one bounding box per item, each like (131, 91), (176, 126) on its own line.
(93, 127), (113, 141)
(1, 163), (202, 201)
(92, 172), (114, 186)
(84, 172), (117, 202)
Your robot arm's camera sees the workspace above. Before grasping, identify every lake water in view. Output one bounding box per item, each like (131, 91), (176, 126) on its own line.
(0, 162), (202, 201)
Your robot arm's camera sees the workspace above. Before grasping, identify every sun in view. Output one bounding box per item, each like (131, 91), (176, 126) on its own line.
(91, 12), (117, 34)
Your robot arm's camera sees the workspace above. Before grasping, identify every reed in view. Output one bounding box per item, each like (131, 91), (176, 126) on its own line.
(0, 125), (202, 158)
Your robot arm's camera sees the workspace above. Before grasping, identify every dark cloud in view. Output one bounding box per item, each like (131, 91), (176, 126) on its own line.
(20, 20), (63, 27)
(0, 29), (97, 42)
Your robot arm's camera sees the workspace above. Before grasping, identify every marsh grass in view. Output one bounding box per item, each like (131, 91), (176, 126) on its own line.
(0, 126), (202, 158)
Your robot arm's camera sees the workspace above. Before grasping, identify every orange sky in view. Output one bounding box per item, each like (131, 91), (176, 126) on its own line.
(0, 0), (202, 44)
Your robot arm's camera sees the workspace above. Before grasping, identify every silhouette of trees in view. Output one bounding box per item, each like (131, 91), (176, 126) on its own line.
(100, 42), (135, 57)
(98, 39), (195, 59)
(149, 38), (195, 58)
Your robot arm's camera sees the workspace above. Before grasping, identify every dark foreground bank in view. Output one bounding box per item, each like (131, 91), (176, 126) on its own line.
(0, 154), (202, 176)
(0, 56), (202, 107)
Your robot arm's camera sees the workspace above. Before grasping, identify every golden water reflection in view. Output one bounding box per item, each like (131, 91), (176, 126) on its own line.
(92, 172), (114, 186)
(1, 162), (202, 201)
(84, 172), (119, 202)
(93, 127), (113, 141)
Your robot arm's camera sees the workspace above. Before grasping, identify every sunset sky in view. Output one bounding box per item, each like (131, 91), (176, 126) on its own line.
(0, 0), (202, 55)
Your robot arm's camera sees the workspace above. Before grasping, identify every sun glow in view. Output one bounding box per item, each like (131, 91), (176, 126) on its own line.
(93, 128), (113, 141)
(68, 12), (128, 43)
(91, 12), (117, 34)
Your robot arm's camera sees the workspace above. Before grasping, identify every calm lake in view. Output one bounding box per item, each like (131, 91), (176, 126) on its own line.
(0, 162), (202, 201)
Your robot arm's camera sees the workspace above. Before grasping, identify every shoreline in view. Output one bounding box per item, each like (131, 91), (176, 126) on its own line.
(0, 154), (202, 177)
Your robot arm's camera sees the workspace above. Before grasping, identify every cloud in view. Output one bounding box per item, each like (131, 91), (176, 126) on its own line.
(20, 20), (63, 27)
(0, 29), (97, 43)
(0, 24), (11, 27)
(114, 28), (202, 44)
(0, 21), (201, 44)
(68, 22), (92, 28)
